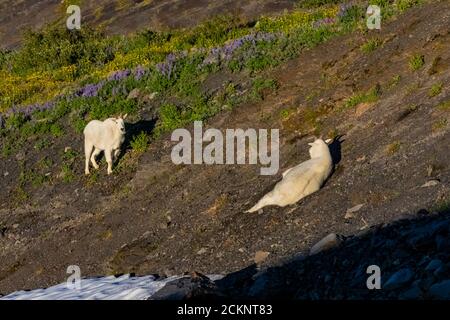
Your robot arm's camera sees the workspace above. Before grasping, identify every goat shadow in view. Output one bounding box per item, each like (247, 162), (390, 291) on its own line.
(318, 134), (345, 190)
(328, 134), (345, 166)
(122, 118), (157, 152)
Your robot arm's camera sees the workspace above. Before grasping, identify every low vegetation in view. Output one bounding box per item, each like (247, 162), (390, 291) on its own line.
(0, 0), (425, 192)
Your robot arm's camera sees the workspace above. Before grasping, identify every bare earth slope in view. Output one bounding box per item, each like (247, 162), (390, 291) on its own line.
(0, 2), (449, 294)
(0, 0), (296, 49)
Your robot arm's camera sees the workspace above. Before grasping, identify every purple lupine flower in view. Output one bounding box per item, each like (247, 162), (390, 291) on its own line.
(134, 65), (147, 80)
(108, 69), (131, 81)
(77, 81), (105, 98)
(200, 32), (277, 68)
(313, 17), (337, 28)
(337, 3), (354, 18)
(39, 101), (55, 112)
(156, 53), (177, 79)
(3, 100), (57, 122)
(0, 114), (4, 128)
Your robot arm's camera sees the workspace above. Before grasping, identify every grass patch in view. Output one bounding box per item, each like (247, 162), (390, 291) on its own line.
(428, 83), (442, 98)
(360, 38), (383, 53)
(385, 141), (401, 155)
(388, 74), (401, 88)
(249, 78), (278, 101)
(409, 54), (425, 71)
(432, 118), (448, 132)
(395, 0), (422, 12)
(437, 100), (450, 111)
(344, 85), (381, 108)
(431, 198), (450, 213)
(60, 149), (78, 183)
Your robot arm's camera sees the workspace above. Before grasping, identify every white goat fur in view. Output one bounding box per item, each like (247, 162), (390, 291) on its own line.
(84, 115), (127, 175)
(246, 138), (333, 213)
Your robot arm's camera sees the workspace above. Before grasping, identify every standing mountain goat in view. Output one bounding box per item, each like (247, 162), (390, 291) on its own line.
(246, 138), (333, 213)
(84, 114), (127, 175)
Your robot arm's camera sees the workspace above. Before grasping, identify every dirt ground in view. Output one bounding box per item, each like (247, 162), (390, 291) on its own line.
(0, 1), (449, 294)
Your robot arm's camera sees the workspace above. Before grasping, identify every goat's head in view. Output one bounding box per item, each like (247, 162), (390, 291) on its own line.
(308, 138), (330, 158)
(115, 114), (127, 134)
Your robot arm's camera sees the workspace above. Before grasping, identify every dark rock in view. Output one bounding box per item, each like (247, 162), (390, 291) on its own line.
(425, 259), (443, 272)
(383, 268), (414, 290)
(433, 265), (448, 278)
(416, 209), (430, 216)
(247, 273), (271, 297)
(149, 273), (222, 300)
(399, 285), (422, 300)
(418, 276), (435, 291)
(428, 280), (450, 300)
(435, 235), (450, 251)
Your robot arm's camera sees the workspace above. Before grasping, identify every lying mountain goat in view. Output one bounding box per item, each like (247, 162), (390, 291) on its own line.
(84, 114), (127, 175)
(246, 138), (333, 213)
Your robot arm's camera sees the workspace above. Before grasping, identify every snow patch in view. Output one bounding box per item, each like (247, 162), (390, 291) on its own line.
(1, 274), (221, 300)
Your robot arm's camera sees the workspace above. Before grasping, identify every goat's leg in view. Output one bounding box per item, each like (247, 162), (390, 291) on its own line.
(84, 140), (94, 175)
(105, 149), (113, 175)
(113, 149), (120, 163)
(90, 148), (101, 169)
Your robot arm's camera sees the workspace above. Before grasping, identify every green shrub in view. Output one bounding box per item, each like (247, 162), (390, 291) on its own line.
(130, 131), (150, 154)
(250, 78), (278, 101)
(12, 25), (118, 76)
(361, 38), (383, 53)
(437, 100), (450, 111)
(296, 0), (340, 8)
(5, 113), (26, 129)
(344, 85), (381, 108)
(396, 0), (422, 12)
(389, 74), (401, 88)
(409, 54), (425, 71)
(428, 83), (442, 97)
(50, 124), (64, 137)
(157, 104), (183, 132)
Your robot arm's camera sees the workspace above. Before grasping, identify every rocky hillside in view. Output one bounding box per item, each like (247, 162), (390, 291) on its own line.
(0, 0), (449, 297)
(150, 208), (450, 300)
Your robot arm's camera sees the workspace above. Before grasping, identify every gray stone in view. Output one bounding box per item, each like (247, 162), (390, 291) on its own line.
(127, 88), (141, 100)
(142, 92), (158, 103)
(429, 280), (450, 300)
(345, 204), (364, 219)
(383, 268), (414, 290)
(421, 180), (440, 188)
(310, 233), (343, 255)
